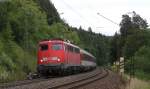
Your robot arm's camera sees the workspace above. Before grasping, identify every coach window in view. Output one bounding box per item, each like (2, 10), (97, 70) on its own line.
(73, 48), (75, 52)
(75, 48), (79, 53)
(68, 46), (72, 52)
(52, 44), (63, 50)
(40, 44), (48, 51)
(67, 46), (70, 52)
(74, 48), (76, 53)
(70, 46), (74, 52)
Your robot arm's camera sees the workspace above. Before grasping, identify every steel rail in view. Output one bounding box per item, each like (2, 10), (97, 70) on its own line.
(47, 68), (106, 89)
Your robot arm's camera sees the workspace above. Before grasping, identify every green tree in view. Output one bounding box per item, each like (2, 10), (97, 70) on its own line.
(123, 29), (150, 58)
(37, 0), (61, 25)
(88, 27), (92, 33)
(132, 11), (148, 29)
(117, 12), (149, 59)
(134, 46), (150, 73)
(110, 32), (121, 63)
(120, 14), (132, 38)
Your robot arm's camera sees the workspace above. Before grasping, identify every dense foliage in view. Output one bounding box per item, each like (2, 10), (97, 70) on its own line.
(110, 11), (150, 80)
(74, 27), (110, 65)
(0, 0), (110, 82)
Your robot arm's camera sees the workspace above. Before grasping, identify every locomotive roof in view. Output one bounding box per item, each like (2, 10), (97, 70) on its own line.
(63, 42), (79, 49)
(39, 40), (63, 44)
(39, 40), (79, 48)
(39, 39), (95, 59)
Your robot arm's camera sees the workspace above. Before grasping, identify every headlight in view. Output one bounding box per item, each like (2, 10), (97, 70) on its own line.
(57, 58), (60, 61)
(40, 57), (47, 62)
(40, 59), (43, 62)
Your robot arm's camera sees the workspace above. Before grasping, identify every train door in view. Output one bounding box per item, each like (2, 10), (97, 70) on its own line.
(64, 44), (68, 64)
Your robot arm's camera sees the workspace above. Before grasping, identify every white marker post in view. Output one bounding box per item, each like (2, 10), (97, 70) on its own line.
(119, 57), (124, 76)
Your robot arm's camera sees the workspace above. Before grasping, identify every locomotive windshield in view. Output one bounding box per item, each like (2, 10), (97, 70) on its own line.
(52, 44), (63, 50)
(40, 44), (48, 51)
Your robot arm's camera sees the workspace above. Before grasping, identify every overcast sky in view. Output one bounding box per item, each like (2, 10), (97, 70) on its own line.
(51, 0), (150, 36)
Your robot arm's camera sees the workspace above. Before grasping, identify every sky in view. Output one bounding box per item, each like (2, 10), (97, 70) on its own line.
(50, 0), (150, 36)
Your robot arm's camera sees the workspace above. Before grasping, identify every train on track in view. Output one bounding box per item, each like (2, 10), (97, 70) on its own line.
(37, 38), (96, 76)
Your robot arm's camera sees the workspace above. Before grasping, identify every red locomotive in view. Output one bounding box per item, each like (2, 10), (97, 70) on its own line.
(37, 39), (96, 76)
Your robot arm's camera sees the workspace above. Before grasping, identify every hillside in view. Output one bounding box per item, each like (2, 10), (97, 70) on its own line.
(0, 0), (110, 82)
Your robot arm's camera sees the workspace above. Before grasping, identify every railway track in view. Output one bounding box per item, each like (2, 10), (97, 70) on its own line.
(0, 68), (107, 89)
(0, 73), (67, 89)
(47, 68), (108, 89)
(0, 77), (52, 89)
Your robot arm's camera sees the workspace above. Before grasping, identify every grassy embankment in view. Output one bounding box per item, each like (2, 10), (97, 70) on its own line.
(125, 78), (150, 89)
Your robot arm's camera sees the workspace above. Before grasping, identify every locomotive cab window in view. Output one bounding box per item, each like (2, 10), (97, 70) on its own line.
(40, 44), (48, 51)
(52, 44), (63, 50)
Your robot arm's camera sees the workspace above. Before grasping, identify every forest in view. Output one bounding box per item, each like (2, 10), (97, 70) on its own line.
(111, 12), (150, 80)
(0, 0), (150, 82)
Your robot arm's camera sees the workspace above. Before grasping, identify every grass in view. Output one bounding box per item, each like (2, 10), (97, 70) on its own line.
(125, 78), (150, 89)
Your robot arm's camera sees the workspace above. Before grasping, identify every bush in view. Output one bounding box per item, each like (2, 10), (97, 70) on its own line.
(135, 70), (150, 80)
(133, 46), (150, 80)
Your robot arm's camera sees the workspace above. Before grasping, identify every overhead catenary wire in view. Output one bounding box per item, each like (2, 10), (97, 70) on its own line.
(61, 0), (93, 28)
(59, 0), (119, 29)
(81, 0), (119, 27)
(97, 13), (119, 26)
(86, 4), (119, 27)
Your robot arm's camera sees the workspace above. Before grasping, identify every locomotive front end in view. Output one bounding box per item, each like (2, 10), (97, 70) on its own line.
(37, 40), (65, 75)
